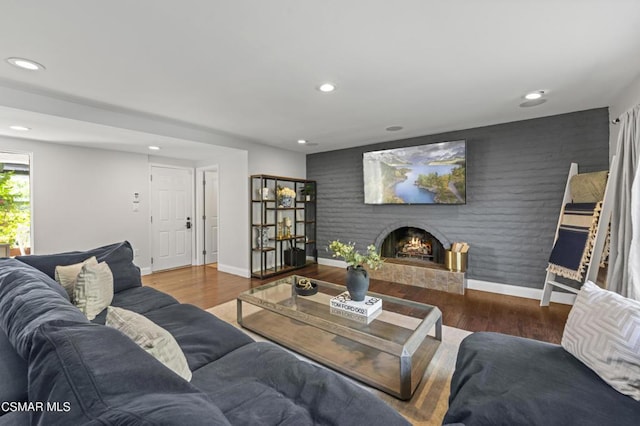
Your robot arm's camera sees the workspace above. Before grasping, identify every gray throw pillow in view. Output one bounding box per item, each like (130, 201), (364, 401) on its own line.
(106, 306), (192, 381)
(562, 281), (640, 400)
(73, 262), (113, 320)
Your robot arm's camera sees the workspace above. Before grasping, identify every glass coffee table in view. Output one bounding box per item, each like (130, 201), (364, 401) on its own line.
(237, 275), (442, 400)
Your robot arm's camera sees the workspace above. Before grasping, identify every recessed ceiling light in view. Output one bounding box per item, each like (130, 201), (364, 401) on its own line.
(318, 83), (336, 93)
(524, 90), (545, 100)
(148, 146), (161, 151)
(9, 125), (30, 131)
(297, 139), (307, 144)
(520, 99), (547, 108)
(6, 57), (45, 71)
(386, 126), (404, 132)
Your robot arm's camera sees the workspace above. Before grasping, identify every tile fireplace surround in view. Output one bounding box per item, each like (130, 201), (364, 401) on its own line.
(369, 259), (466, 294)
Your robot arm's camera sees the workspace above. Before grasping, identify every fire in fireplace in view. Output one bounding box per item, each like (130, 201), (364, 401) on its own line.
(380, 227), (445, 264)
(401, 237), (432, 257)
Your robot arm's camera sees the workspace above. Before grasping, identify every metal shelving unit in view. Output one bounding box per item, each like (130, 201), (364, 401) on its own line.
(250, 175), (317, 279)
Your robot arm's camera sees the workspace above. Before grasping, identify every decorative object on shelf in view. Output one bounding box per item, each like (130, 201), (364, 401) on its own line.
(277, 186), (296, 207)
(277, 220), (284, 238)
(285, 247), (306, 267)
(294, 278), (318, 296)
(261, 187), (270, 200)
(301, 183), (315, 201)
(284, 217), (292, 237)
(255, 227), (269, 248)
(328, 240), (384, 301)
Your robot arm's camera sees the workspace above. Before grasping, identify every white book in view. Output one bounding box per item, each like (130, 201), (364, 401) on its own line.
(330, 306), (381, 324)
(329, 291), (382, 317)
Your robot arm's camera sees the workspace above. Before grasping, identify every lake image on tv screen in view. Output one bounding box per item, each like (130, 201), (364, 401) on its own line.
(363, 141), (466, 204)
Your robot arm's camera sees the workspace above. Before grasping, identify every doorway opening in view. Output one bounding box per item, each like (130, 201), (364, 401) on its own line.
(202, 169), (219, 266)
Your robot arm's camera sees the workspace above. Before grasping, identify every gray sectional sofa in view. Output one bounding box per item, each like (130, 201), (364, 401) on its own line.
(443, 332), (640, 426)
(0, 241), (408, 425)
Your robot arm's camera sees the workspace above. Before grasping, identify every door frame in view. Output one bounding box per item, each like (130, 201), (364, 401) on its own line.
(148, 163), (197, 272)
(195, 165), (219, 266)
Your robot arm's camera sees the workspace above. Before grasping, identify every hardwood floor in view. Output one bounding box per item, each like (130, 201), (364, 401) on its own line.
(143, 263), (572, 344)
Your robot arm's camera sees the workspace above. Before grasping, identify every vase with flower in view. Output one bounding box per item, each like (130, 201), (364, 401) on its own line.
(328, 240), (384, 301)
(277, 186), (296, 208)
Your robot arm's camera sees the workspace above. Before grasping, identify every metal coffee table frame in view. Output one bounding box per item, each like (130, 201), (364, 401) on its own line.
(237, 275), (442, 399)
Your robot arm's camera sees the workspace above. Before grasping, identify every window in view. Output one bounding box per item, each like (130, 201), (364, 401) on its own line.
(0, 152), (31, 256)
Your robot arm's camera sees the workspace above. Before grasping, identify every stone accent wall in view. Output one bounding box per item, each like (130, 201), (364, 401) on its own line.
(369, 262), (466, 294)
(307, 108), (609, 290)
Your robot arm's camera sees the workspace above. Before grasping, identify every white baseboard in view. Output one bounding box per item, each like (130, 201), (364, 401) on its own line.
(142, 264), (249, 278)
(318, 258), (347, 268)
(318, 258), (575, 305)
(218, 263), (250, 278)
(466, 279), (575, 305)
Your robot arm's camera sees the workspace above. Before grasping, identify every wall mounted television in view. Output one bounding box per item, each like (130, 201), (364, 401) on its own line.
(363, 140), (466, 205)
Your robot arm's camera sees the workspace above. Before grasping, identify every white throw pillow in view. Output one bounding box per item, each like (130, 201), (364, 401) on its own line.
(54, 256), (98, 301)
(106, 306), (192, 381)
(73, 262), (114, 320)
(562, 281), (640, 400)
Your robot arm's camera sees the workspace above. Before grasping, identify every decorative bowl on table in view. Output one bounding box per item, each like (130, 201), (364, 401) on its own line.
(294, 279), (318, 296)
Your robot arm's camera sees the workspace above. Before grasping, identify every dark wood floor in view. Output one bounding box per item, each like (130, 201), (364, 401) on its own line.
(143, 263), (572, 344)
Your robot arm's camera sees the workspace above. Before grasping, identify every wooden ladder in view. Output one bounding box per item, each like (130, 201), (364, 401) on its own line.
(540, 156), (618, 306)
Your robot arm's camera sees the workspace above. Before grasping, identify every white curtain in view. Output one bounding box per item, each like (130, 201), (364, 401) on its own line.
(607, 104), (640, 299)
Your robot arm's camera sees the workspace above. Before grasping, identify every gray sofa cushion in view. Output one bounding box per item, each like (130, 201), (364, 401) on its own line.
(28, 321), (231, 425)
(144, 303), (254, 371)
(91, 286), (179, 324)
(0, 411), (28, 425)
(0, 330), (27, 415)
(444, 332), (640, 426)
(191, 342), (410, 426)
(0, 258), (88, 418)
(0, 259), (87, 356)
(0, 257), (68, 301)
(16, 241), (141, 293)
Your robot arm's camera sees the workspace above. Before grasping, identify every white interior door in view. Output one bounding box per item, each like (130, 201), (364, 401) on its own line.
(151, 166), (193, 271)
(204, 170), (219, 264)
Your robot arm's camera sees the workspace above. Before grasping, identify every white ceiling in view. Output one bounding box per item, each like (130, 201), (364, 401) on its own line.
(0, 0), (639, 155)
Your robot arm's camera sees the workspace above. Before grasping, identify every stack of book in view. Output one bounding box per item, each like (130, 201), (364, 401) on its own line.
(329, 292), (382, 324)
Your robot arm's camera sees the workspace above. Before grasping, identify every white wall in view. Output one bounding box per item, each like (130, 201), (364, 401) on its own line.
(0, 85), (307, 276)
(195, 147), (250, 276)
(0, 136), (150, 267)
(609, 73), (640, 158)
(0, 136), (304, 277)
(248, 144), (306, 178)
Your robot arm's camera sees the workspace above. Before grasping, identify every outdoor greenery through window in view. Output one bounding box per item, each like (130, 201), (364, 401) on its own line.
(0, 152), (30, 255)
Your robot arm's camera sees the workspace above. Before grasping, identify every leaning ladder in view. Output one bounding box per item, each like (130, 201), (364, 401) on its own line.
(540, 156), (618, 306)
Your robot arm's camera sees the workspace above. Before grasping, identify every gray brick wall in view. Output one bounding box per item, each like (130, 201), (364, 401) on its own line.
(307, 108), (609, 289)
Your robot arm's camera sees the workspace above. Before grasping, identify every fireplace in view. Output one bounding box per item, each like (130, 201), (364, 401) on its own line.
(380, 227), (445, 265)
(371, 222), (466, 294)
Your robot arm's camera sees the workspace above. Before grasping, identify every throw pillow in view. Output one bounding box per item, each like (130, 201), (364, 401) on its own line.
(106, 306), (192, 381)
(562, 280), (640, 400)
(74, 262), (114, 320)
(54, 256), (98, 301)
(570, 170), (608, 203)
